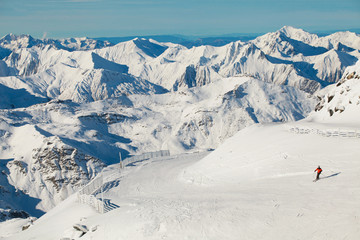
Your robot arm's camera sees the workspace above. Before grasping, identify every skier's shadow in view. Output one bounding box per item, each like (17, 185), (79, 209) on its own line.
(322, 172), (341, 179)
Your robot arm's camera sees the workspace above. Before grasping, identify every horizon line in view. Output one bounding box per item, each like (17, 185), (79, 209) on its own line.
(1, 27), (360, 41)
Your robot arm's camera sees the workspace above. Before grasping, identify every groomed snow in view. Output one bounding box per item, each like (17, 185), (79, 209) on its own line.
(8, 118), (360, 240)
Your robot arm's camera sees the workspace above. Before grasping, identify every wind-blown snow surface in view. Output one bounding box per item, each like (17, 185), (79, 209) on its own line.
(7, 118), (360, 239)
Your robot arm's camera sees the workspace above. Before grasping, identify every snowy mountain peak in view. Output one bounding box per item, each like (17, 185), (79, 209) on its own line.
(278, 26), (319, 44)
(279, 26), (307, 35)
(1, 33), (31, 41)
(317, 31), (360, 50)
(0, 34), (39, 50)
(132, 38), (168, 58)
(0, 34), (113, 52)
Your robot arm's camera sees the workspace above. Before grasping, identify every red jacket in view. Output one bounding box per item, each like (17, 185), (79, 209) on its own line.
(315, 168), (322, 173)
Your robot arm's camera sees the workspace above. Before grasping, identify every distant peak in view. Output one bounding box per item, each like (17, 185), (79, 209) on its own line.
(280, 25), (298, 31)
(1, 33), (30, 41)
(277, 26), (318, 44)
(279, 26), (306, 35)
(132, 37), (151, 43)
(2, 33), (14, 39)
(127, 37), (168, 57)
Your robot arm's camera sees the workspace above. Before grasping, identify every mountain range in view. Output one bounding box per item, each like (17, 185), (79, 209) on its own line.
(0, 26), (359, 236)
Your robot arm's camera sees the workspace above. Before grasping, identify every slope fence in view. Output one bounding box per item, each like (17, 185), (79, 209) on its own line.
(77, 174), (105, 214)
(289, 127), (360, 138)
(120, 150), (170, 168)
(77, 193), (104, 213)
(77, 150), (171, 214)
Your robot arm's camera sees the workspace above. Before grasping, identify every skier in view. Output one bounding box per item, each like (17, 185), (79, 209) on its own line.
(314, 166), (322, 181)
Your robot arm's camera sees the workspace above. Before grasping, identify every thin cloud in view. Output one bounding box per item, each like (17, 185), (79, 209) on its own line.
(42, 32), (48, 39)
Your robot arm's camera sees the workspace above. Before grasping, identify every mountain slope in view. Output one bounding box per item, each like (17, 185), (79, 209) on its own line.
(0, 75), (315, 224)
(1, 27), (359, 98)
(311, 60), (360, 125)
(7, 112), (360, 240)
(0, 83), (48, 109)
(314, 31), (360, 50)
(0, 47), (167, 103)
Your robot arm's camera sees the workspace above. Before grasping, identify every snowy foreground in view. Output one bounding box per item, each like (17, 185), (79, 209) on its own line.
(5, 119), (360, 240)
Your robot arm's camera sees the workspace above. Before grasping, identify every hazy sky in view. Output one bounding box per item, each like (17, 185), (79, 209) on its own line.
(0, 0), (359, 38)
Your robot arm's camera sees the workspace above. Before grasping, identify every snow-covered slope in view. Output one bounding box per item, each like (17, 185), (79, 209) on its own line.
(7, 58), (359, 238)
(314, 31), (360, 51)
(7, 112), (360, 240)
(252, 26), (326, 58)
(0, 47), (167, 102)
(0, 83), (48, 109)
(0, 75), (315, 224)
(107, 76), (315, 153)
(250, 27), (359, 86)
(310, 60), (360, 125)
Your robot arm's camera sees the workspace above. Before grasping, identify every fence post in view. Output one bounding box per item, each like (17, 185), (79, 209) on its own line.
(119, 152), (123, 171)
(101, 172), (104, 214)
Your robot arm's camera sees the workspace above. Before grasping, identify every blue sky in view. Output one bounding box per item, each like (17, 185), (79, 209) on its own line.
(0, 0), (359, 38)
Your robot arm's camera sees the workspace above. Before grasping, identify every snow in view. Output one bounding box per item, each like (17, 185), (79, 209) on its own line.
(1, 26), (359, 100)
(7, 118), (360, 239)
(310, 59), (360, 126)
(0, 34), (112, 52)
(314, 31), (360, 51)
(5, 73), (359, 238)
(1, 27), (360, 239)
(0, 218), (34, 238)
(0, 74), (315, 226)
(0, 83), (47, 109)
(0, 194), (98, 240)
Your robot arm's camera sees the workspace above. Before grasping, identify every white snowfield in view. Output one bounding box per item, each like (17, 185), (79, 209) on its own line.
(6, 119), (360, 240)
(1, 28), (360, 239)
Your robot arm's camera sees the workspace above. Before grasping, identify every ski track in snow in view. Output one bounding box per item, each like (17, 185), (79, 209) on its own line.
(6, 122), (360, 240)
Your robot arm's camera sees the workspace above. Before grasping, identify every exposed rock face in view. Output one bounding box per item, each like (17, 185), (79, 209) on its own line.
(314, 60), (360, 117)
(0, 209), (29, 222)
(31, 144), (104, 192)
(6, 136), (106, 212)
(174, 65), (213, 91)
(78, 112), (133, 124)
